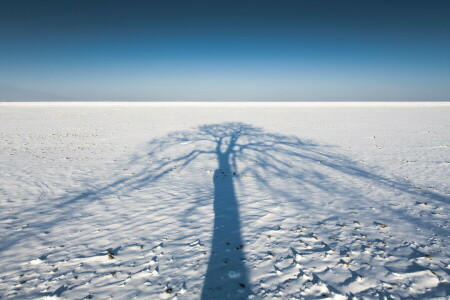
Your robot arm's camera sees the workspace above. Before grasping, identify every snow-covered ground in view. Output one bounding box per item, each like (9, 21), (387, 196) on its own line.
(0, 103), (449, 299)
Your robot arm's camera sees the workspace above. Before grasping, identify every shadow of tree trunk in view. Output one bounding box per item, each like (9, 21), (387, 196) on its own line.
(201, 136), (249, 299)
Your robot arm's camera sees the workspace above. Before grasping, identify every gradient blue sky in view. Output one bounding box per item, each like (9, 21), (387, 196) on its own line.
(1, 0), (450, 101)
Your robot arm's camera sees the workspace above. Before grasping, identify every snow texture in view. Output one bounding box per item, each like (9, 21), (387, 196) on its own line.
(0, 103), (449, 299)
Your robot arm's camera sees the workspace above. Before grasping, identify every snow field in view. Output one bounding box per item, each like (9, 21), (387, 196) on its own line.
(0, 104), (449, 299)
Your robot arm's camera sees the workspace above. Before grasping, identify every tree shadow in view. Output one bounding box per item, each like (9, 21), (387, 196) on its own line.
(199, 124), (253, 299)
(2, 122), (448, 298)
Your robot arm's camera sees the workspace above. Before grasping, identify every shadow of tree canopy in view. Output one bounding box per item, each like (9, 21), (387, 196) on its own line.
(2, 122), (449, 298)
(44, 121), (447, 216)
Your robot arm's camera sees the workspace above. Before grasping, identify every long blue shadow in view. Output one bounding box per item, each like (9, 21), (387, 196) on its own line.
(201, 133), (249, 299)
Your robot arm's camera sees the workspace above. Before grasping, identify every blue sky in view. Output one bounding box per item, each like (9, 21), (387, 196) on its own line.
(1, 0), (450, 101)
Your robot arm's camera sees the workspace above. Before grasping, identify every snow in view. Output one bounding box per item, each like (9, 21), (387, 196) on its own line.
(0, 102), (449, 299)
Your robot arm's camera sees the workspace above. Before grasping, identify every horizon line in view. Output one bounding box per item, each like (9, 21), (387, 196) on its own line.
(1, 101), (449, 107)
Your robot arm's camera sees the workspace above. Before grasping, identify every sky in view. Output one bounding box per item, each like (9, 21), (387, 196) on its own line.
(1, 0), (450, 102)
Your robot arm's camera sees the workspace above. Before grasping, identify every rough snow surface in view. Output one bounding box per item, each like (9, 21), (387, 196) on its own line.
(0, 103), (449, 299)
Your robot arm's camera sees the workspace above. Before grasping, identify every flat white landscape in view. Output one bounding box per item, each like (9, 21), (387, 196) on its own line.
(0, 103), (449, 299)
